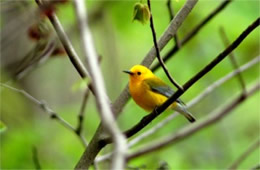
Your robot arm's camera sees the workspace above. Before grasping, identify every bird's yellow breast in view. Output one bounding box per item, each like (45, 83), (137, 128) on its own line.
(129, 80), (171, 111)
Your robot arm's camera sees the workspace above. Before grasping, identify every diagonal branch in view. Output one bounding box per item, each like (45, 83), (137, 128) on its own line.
(95, 55), (260, 163)
(75, 1), (199, 168)
(167, 0), (181, 48)
(228, 138), (260, 169)
(152, 0), (232, 71)
(102, 17), (259, 144)
(0, 83), (88, 147)
(219, 27), (246, 91)
(73, 0), (127, 169)
(127, 82), (260, 160)
(147, 0), (183, 90)
(35, 0), (95, 95)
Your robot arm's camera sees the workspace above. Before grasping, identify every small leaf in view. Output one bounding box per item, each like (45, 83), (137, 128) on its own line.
(133, 2), (150, 24)
(0, 120), (7, 133)
(71, 78), (90, 92)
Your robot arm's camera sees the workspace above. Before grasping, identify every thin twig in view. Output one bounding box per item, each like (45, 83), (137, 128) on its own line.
(74, 1), (200, 168)
(0, 83), (88, 147)
(228, 138), (260, 169)
(35, 0), (95, 95)
(126, 83), (260, 160)
(187, 56), (260, 108)
(152, 0), (232, 71)
(167, 0), (181, 48)
(147, 0), (183, 90)
(95, 55), (260, 163)
(32, 146), (41, 170)
(76, 88), (90, 135)
(73, 1), (127, 169)
(102, 18), (259, 144)
(219, 27), (246, 91)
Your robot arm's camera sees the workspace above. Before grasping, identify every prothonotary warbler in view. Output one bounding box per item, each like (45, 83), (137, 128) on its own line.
(123, 65), (196, 123)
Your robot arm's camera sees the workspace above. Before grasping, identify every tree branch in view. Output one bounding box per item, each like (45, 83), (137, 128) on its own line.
(95, 55), (260, 163)
(35, 0), (95, 95)
(228, 138), (260, 169)
(76, 88), (90, 135)
(167, 0), (181, 48)
(147, 0), (183, 90)
(75, 0), (198, 168)
(219, 27), (246, 91)
(102, 18), (259, 144)
(73, 0), (127, 169)
(0, 83), (88, 147)
(152, 0), (232, 71)
(127, 82), (260, 160)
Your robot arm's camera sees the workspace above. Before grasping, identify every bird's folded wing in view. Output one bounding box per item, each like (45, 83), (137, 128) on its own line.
(144, 78), (185, 105)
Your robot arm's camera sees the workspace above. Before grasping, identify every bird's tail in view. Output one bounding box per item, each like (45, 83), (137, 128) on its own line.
(174, 103), (196, 123)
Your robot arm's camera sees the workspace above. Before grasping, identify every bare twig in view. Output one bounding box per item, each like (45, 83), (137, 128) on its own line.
(0, 83), (88, 147)
(75, 0), (198, 168)
(127, 83), (260, 160)
(152, 0), (232, 71)
(73, 0), (127, 169)
(102, 18), (259, 144)
(219, 27), (246, 91)
(187, 56), (260, 108)
(76, 88), (90, 135)
(167, 0), (180, 48)
(147, 0), (183, 90)
(35, 0), (95, 95)
(228, 138), (260, 169)
(95, 55), (260, 163)
(32, 147), (41, 170)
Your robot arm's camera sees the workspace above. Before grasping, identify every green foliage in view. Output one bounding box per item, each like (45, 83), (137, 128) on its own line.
(133, 2), (150, 24)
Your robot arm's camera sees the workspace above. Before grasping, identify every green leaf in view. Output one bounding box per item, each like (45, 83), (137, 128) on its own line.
(0, 120), (7, 133)
(133, 2), (150, 24)
(71, 77), (90, 92)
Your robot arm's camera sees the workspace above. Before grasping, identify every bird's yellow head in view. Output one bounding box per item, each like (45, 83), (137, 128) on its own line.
(123, 65), (154, 83)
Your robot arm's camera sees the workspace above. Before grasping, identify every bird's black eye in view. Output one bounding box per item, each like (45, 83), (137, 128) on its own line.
(137, 71), (141, 75)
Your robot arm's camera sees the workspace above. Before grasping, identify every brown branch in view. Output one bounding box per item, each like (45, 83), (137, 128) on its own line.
(127, 82), (260, 160)
(219, 27), (246, 91)
(75, 0), (198, 168)
(0, 83), (88, 147)
(152, 0), (232, 71)
(228, 138), (260, 169)
(73, 0), (127, 169)
(102, 18), (259, 144)
(167, 0), (181, 48)
(35, 0), (95, 95)
(76, 88), (90, 135)
(147, 0), (183, 90)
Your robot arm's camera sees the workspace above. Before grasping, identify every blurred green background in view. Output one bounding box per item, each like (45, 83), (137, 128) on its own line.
(1, 0), (259, 169)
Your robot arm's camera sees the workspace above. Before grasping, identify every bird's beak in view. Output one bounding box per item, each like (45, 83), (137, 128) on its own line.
(123, 70), (134, 75)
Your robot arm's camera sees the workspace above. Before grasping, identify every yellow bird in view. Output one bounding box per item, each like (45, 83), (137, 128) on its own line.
(123, 65), (196, 123)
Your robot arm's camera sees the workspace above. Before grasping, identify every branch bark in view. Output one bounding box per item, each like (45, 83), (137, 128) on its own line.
(95, 55), (260, 163)
(127, 83), (260, 160)
(0, 83), (88, 147)
(102, 18), (259, 144)
(75, 0), (198, 168)
(228, 138), (260, 169)
(148, 0), (183, 90)
(73, 0), (127, 169)
(152, 0), (232, 71)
